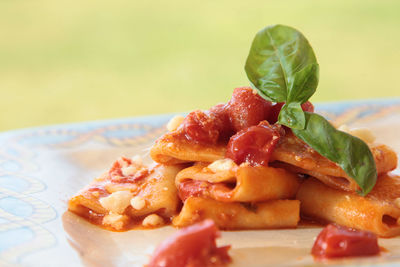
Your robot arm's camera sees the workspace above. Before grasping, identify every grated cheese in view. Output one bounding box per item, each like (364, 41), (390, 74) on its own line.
(208, 159), (236, 173)
(102, 213), (129, 230)
(130, 196), (146, 210)
(142, 214), (164, 227)
(99, 191), (133, 214)
(166, 115), (185, 132)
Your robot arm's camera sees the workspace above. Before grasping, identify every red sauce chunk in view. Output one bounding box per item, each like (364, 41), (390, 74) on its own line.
(178, 180), (211, 201)
(109, 157), (148, 183)
(179, 88), (312, 146)
(147, 220), (231, 267)
(312, 224), (380, 260)
(180, 87), (276, 144)
(226, 121), (282, 166)
(178, 180), (233, 201)
(227, 87), (272, 132)
(210, 103), (234, 141)
(182, 110), (222, 144)
(301, 101), (315, 113)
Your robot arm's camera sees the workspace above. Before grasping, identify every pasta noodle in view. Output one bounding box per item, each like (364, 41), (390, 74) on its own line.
(176, 160), (300, 202)
(150, 130), (226, 165)
(271, 132), (398, 192)
(296, 175), (400, 237)
(173, 197), (300, 230)
(152, 127), (397, 193)
(68, 157), (184, 230)
(68, 87), (399, 238)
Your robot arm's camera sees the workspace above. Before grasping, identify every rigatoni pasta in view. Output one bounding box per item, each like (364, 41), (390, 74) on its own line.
(68, 157), (184, 230)
(173, 197), (300, 230)
(151, 124), (397, 193)
(68, 87), (399, 237)
(176, 160), (300, 202)
(296, 175), (400, 237)
(271, 132), (397, 192)
(150, 130), (226, 165)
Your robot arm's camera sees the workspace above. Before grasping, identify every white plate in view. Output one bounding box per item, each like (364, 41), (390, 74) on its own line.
(1, 99), (400, 267)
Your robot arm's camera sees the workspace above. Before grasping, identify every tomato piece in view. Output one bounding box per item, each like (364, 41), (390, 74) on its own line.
(267, 102), (284, 124)
(301, 101), (314, 113)
(148, 220), (231, 267)
(181, 88), (277, 144)
(312, 224), (380, 260)
(227, 87), (273, 132)
(182, 110), (221, 144)
(178, 180), (211, 201)
(178, 180), (234, 201)
(226, 121), (281, 166)
(267, 101), (314, 124)
(209, 103), (234, 141)
(182, 104), (235, 144)
(108, 157), (148, 183)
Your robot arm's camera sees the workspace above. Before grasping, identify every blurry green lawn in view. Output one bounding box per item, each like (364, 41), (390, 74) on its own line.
(1, 0), (399, 131)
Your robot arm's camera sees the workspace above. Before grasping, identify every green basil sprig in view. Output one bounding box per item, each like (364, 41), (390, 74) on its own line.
(245, 24), (319, 129)
(292, 112), (377, 195)
(245, 24), (377, 195)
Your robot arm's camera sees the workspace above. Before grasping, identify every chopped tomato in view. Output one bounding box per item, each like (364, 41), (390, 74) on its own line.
(180, 89), (313, 145)
(312, 224), (380, 260)
(147, 220), (231, 267)
(267, 101), (314, 124)
(301, 101), (314, 113)
(178, 180), (233, 201)
(226, 121), (281, 166)
(182, 110), (222, 144)
(267, 102), (284, 124)
(108, 157), (148, 183)
(178, 180), (211, 201)
(227, 87), (272, 132)
(210, 103), (234, 141)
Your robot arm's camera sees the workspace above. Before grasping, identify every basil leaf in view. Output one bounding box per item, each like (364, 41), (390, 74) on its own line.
(245, 24), (377, 195)
(287, 63), (319, 104)
(245, 24), (319, 106)
(278, 102), (305, 129)
(292, 112), (377, 196)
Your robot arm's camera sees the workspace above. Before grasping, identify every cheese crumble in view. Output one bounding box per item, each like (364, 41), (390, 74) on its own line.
(142, 214), (164, 227)
(102, 213), (129, 230)
(121, 166), (138, 176)
(208, 159), (236, 173)
(167, 115), (185, 132)
(99, 191), (133, 214)
(130, 196), (146, 210)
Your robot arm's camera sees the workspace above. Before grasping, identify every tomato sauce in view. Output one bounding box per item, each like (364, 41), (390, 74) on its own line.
(178, 180), (235, 201)
(180, 87), (273, 144)
(182, 110), (223, 144)
(210, 103), (234, 140)
(147, 219), (231, 267)
(312, 224), (380, 260)
(109, 157), (148, 183)
(227, 87), (272, 132)
(226, 121), (282, 166)
(179, 87), (314, 166)
(178, 180), (212, 201)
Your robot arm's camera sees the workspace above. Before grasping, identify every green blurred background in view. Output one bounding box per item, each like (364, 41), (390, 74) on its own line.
(1, 0), (399, 132)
